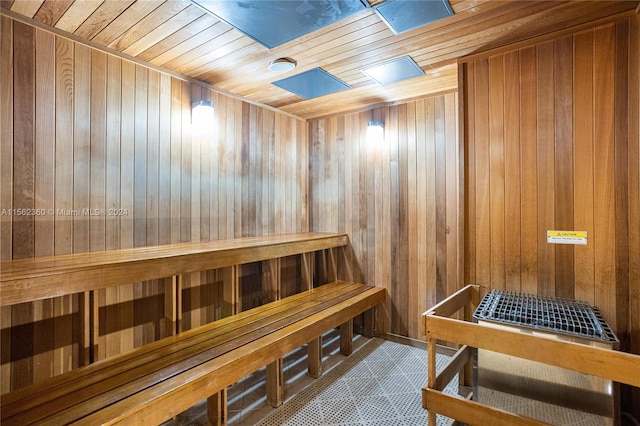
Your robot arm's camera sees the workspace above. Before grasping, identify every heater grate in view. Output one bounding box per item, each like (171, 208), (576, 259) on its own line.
(473, 290), (618, 343)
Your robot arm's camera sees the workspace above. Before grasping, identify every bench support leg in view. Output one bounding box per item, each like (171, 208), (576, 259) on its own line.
(363, 308), (375, 338)
(340, 319), (354, 356)
(307, 336), (323, 378)
(207, 389), (227, 426)
(267, 358), (284, 407)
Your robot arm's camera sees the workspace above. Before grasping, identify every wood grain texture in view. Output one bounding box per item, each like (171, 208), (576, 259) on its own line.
(0, 18), (309, 392)
(627, 13), (640, 419)
(4, 1), (637, 119)
(309, 93), (461, 338)
(461, 18), (638, 353)
(1, 282), (384, 425)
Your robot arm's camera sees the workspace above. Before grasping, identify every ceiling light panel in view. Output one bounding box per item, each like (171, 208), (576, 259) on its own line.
(374, 0), (454, 34)
(193, 0), (369, 49)
(272, 68), (350, 99)
(361, 56), (425, 85)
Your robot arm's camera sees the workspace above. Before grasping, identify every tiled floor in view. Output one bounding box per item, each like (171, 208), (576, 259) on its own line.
(164, 330), (455, 426)
(161, 331), (614, 426)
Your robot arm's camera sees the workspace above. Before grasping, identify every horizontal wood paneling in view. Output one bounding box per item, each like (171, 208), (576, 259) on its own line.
(309, 93), (460, 339)
(0, 16), (308, 393)
(461, 18), (639, 355)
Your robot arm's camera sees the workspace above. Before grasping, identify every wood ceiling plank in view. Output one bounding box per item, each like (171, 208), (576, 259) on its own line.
(313, 2), (555, 78)
(73, 0), (135, 40)
(160, 29), (249, 74)
(91, 0), (164, 46)
(55, 0), (104, 34)
(409, 1), (636, 66)
(3, 0), (638, 119)
(206, 0), (523, 97)
(122, 5), (205, 57)
(138, 13), (218, 62)
(149, 21), (231, 67)
(33, 0), (73, 26)
(108, 0), (191, 52)
(450, 0), (488, 14)
(208, 19), (392, 93)
(8, 0), (45, 19)
(274, 65), (458, 119)
(190, 10), (385, 88)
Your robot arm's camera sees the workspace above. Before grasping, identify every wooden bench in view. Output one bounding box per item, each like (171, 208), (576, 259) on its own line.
(1, 233), (385, 425)
(2, 281), (384, 425)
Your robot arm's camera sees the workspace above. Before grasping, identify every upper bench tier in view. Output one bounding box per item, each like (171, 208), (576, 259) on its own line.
(0, 232), (348, 306)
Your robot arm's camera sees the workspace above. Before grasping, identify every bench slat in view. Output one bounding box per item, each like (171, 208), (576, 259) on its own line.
(1, 282), (385, 426)
(77, 285), (385, 426)
(2, 281), (357, 409)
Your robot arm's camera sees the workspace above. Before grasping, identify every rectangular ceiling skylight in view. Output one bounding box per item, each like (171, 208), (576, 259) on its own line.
(193, 0), (369, 49)
(272, 68), (350, 99)
(374, 0), (453, 34)
(361, 56), (425, 85)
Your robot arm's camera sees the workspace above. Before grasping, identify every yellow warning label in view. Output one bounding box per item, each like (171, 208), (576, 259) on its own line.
(547, 230), (587, 245)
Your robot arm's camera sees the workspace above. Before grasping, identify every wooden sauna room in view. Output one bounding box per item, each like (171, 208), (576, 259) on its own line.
(1, 1), (639, 425)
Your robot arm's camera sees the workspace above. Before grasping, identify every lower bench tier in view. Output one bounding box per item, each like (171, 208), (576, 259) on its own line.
(1, 281), (386, 426)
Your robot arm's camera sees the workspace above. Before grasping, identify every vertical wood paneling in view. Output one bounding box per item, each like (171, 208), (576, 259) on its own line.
(90, 49), (107, 252)
(474, 59), (491, 286)
(74, 43), (91, 254)
(12, 21), (35, 260)
(309, 92), (460, 338)
(628, 14), (640, 418)
(33, 28), (56, 385)
(488, 55), (505, 292)
(146, 70), (160, 246)
(503, 50), (521, 293)
(536, 41), (555, 297)
(613, 19), (630, 349)
(435, 96), (447, 302)
(1, 16), (14, 395)
(11, 21), (36, 390)
(573, 30), (595, 304)
(553, 35), (574, 299)
(1, 16), (308, 392)
(106, 55), (121, 250)
(519, 46), (538, 295)
(424, 98), (437, 312)
(592, 24), (616, 331)
(462, 18), (637, 351)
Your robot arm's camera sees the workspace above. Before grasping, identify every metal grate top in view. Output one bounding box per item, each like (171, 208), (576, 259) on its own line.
(473, 290), (619, 343)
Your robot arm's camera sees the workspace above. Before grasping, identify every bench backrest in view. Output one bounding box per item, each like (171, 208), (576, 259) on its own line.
(1, 232), (348, 306)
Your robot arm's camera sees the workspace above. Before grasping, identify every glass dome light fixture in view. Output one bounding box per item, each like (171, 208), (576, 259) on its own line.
(268, 58), (297, 72)
(367, 120), (384, 146)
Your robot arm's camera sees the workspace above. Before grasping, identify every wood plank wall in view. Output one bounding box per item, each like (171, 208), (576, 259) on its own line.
(460, 15), (639, 362)
(0, 16), (308, 393)
(308, 93), (461, 339)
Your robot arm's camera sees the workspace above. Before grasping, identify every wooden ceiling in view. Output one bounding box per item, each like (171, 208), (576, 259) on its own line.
(2, 0), (638, 120)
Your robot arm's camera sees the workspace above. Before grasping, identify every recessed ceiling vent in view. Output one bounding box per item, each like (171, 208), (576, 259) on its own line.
(192, 0), (370, 49)
(272, 68), (350, 99)
(374, 0), (454, 34)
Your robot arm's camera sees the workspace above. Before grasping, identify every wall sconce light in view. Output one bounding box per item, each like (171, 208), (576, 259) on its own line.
(191, 100), (214, 127)
(367, 120), (384, 146)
